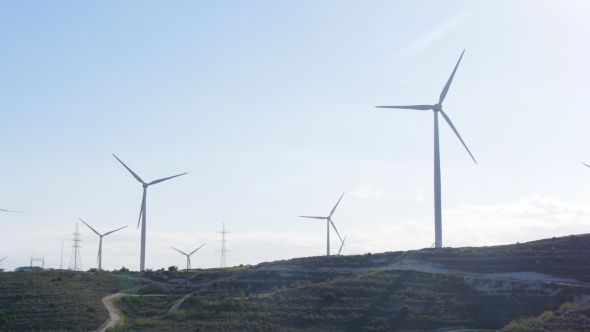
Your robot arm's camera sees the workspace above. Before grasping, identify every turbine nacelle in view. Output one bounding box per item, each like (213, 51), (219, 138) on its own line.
(433, 104), (442, 112)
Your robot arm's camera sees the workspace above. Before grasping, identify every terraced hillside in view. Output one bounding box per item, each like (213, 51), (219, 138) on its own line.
(2, 234), (590, 331)
(0, 270), (135, 331)
(106, 234), (590, 331)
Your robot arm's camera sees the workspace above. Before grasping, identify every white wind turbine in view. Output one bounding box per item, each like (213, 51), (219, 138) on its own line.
(300, 192), (345, 256)
(112, 154), (188, 271)
(80, 219), (127, 271)
(170, 244), (206, 270)
(376, 50), (477, 249)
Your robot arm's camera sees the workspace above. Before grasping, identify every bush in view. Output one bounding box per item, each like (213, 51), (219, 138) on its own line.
(168, 266), (178, 272)
(323, 293), (335, 301)
(14, 294), (23, 301)
(399, 306), (410, 316)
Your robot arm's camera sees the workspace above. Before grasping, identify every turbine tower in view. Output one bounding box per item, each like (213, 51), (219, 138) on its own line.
(170, 244), (206, 270)
(300, 192), (345, 256)
(376, 50), (477, 249)
(80, 218), (127, 271)
(113, 154), (187, 271)
(338, 235), (347, 255)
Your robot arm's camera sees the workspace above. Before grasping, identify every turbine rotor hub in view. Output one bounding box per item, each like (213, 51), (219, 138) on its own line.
(433, 104), (442, 111)
(143, 183), (149, 188)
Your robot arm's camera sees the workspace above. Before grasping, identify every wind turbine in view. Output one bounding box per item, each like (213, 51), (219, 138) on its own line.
(79, 219), (127, 271)
(170, 244), (206, 270)
(376, 50), (477, 249)
(0, 256), (7, 265)
(300, 192), (345, 256)
(112, 154), (188, 271)
(338, 235), (347, 255)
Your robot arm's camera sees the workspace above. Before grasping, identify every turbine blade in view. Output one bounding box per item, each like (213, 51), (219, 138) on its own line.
(103, 225), (128, 236)
(137, 189), (146, 229)
(0, 256), (7, 263)
(299, 216), (327, 219)
(440, 110), (477, 164)
(583, 162), (590, 168)
(439, 50), (465, 104)
(0, 209), (24, 213)
(170, 246), (188, 256)
(375, 105), (433, 110)
(329, 219), (343, 243)
(112, 154), (145, 184)
(338, 235), (347, 255)
(148, 173), (188, 186)
(189, 243), (206, 256)
(329, 192), (345, 217)
(79, 219), (101, 236)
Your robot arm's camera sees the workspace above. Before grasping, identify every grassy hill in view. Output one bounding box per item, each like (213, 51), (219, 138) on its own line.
(2, 234), (590, 331)
(0, 270), (133, 331)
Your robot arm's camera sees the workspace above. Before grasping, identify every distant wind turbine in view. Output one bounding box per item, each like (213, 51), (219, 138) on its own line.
(300, 192), (345, 256)
(376, 50), (477, 249)
(338, 235), (347, 256)
(0, 255), (6, 271)
(112, 154), (188, 271)
(80, 219), (127, 271)
(170, 244), (206, 270)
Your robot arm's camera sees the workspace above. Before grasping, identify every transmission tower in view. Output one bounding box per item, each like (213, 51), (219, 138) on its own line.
(68, 223), (83, 271)
(217, 223), (229, 270)
(60, 241), (63, 270)
(30, 255), (45, 269)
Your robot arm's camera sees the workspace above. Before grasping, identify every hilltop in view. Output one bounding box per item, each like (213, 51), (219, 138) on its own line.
(2, 234), (590, 331)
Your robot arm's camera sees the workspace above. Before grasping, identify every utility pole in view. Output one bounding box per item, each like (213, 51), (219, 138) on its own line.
(68, 223), (83, 271)
(217, 223), (229, 270)
(60, 241), (63, 270)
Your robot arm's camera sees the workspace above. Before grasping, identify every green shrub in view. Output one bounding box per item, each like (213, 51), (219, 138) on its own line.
(323, 293), (335, 301)
(399, 306), (410, 316)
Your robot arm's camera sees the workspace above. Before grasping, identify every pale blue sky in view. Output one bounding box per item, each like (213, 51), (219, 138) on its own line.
(1, 1), (590, 271)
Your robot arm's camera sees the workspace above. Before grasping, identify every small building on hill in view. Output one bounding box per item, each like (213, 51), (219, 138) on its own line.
(15, 266), (43, 272)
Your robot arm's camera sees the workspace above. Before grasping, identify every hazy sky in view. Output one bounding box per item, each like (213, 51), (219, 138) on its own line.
(1, 1), (590, 271)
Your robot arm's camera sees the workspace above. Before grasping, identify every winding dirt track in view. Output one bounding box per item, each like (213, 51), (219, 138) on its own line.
(96, 293), (174, 332)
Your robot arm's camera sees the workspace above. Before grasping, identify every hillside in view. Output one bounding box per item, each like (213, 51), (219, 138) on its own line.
(0, 270), (132, 331)
(2, 234), (590, 331)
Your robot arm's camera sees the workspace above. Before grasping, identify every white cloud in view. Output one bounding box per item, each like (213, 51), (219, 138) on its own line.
(351, 184), (384, 198)
(413, 187), (426, 202)
(443, 194), (590, 247)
